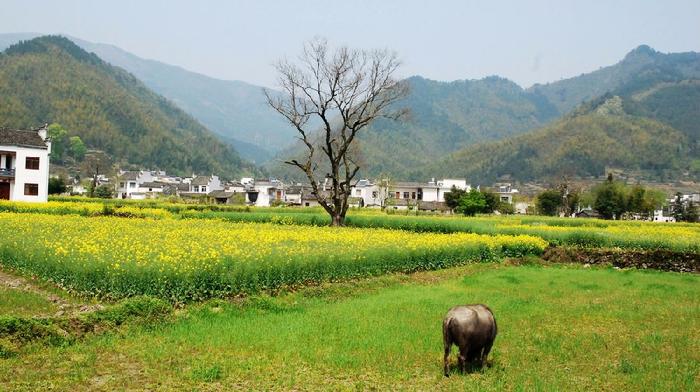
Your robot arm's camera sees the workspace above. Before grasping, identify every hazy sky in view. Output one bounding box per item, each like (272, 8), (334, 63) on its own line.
(2, 0), (699, 88)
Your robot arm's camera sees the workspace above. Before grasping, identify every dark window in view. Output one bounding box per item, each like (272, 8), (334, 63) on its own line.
(24, 183), (39, 196)
(403, 192), (409, 199)
(411, 192), (416, 200)
(25, 157), (40, 170)
(395, 192), (400, 198)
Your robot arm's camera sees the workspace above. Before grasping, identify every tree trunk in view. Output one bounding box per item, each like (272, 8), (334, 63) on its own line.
(330, 212), (345, 227)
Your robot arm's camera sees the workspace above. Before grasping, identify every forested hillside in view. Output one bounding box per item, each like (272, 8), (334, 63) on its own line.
(421, 95), (694, 183)
(0, 36), (251, 177)
(272, 46), (700, 182)
(269, 75), (561, 179)
(528, 45), (700, 114)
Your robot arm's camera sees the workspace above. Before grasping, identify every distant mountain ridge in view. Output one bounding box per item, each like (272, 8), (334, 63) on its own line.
(1, 34), (698, 183)
(0, 33), (296, 163)
(528, 45), (700, 114)
(271, 45), (700, 182)
(0, 35), (251, 177)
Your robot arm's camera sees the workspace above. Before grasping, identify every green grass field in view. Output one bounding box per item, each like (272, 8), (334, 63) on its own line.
(2, 263), (698, 391)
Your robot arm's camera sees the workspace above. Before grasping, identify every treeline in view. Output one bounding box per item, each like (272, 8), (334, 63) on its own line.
(533, 174), (689, 221)
(444, 186), (514, 216)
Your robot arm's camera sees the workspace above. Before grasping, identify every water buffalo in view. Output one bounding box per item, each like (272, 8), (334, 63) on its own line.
(442, 304), (497, 376)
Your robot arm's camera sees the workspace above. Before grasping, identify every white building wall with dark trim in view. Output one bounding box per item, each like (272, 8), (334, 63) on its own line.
(5, 145), (50, 202)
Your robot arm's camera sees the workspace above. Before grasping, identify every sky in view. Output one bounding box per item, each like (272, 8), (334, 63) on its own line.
(2, 0), (699, 88)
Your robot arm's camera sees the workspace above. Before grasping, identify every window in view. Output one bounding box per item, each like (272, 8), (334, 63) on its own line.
(403, 192), (409, 199)
(119, 182), (125, 188)
(395, 192), (400, 198)
(25, 157), (40, 170)
(129, 182), (137, 188)
(193, 186), (199, 192)
(411, 192), (416, 200)
(355, 189), (361, 196)
(24, 183), (39, 196)
(201, 186), (207, 192)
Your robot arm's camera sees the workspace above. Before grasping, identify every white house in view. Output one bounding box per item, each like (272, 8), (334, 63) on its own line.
(388, 179), (470, 205)
(116, 170), (154, 199)
(493, 182), (519, 204)
(189, 175), (222, 194)
(653, 209), (675, 223)
(245, 179), (285, 207)
(350, 179), (386, 207)
(0, 126), (51, 202)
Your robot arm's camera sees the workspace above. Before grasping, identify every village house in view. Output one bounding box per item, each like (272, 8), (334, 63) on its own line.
(384, 178), (471, 210)
(116, 170), (154, 199)
(0, 126), (51, 202)
(243, 178), (285, 207)
(189, 175), (222, 194)
(350, 179), (387, 208)
(284, 183), (314, 206)
(493, 182), (519, 204)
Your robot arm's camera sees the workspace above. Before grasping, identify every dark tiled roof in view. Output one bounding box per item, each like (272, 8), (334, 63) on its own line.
(140, 182), (164, 189)
(120, 171), (140, 181)
(0, 129), (48, 149)
(191, 176), (211, 186)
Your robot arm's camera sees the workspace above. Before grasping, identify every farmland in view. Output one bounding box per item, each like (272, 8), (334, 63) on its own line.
(1, 264), (698, 390)
(0, 198), (698, 390)
(0, 212), (545, 301)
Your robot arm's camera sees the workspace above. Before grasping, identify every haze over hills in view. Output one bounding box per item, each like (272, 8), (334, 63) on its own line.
(0, 36), (252, 177)
(1, 33), (698, 184)
(0, 33), (297, 164)
(271, 45), (700, 183)
(420, 80), (700, 183)
(528, 45), (700, 114)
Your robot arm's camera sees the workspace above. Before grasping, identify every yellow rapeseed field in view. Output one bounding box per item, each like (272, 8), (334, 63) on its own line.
(0, 212), (546, 301)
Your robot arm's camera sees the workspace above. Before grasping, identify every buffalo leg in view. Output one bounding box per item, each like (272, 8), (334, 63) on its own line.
(443, 344), (451, 377)
(481, 341), (494, 367)
(458, 347), (468, 374)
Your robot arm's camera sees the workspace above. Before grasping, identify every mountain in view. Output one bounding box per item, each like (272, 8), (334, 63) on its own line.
(419, 86), (700, 184)
(269, 75), (561, 179)
(0, 33), (296, 163)
(0, 35), (251, 177)
(528, 45), (700, 114)
(272, 45), (700, 182)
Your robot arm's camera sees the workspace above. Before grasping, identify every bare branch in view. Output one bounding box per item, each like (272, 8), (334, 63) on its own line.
(265, 38), (408, 226)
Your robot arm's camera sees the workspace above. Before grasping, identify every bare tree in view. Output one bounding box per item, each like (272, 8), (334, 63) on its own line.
(266, 38), (408, 226)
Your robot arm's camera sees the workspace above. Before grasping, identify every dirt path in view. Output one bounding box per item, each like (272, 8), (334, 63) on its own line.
(0, 268), (103, 317)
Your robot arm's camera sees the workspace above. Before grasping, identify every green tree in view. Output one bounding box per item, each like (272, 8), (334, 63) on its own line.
(48, 176), (67, 195)
(482, 190), (500, 213)
(47, 123), (68, 162)
(69, 136), (87, 161)
(497, 201), (515, 215)
(594, 174), (627, 220)
(455, 189), (486, 216)
(93, 184), (113, 199)
(536, 190), (562, 216)
(671, 193), (699, 222)
(444, 186), (467, 211)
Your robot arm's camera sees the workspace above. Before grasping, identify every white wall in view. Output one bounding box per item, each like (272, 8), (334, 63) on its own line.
(5, 145), (50, 202)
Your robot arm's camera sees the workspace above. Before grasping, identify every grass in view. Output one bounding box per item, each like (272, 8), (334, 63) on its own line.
(0, 287), (58, 317)
(1, 263), (697, 390)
